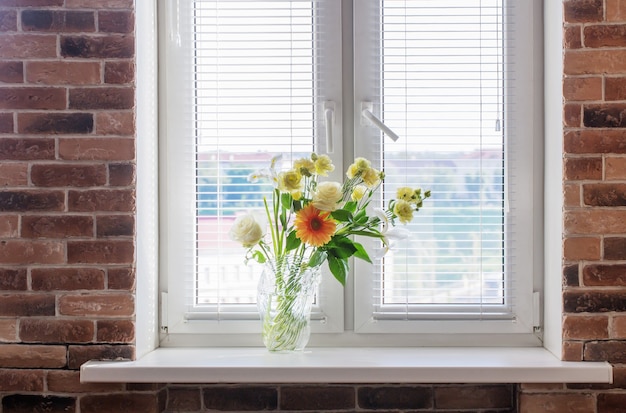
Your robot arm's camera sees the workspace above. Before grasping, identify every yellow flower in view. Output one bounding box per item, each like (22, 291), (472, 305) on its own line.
(362, 167), (381, 187)
(314, 154), (335, 176)
(393, 199), (414, 224)
(312, 181), (343, 211)
(346, 157), (371, 179)
(397, 187), (417, 203)
(351, 184), (367, 201)
(294, 204), (336, 247)
(278, 170), (303, 194)
(293, 157), (315, 177)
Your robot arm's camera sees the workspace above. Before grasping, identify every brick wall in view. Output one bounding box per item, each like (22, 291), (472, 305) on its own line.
(0, 0), (625, 412)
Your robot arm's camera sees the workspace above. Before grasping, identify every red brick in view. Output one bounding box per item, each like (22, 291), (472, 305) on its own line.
(0, 268), (26, 290)
(80, 394), (158, 413)
(563, 314), (609, 339)
(0, 240), (64, 264)
(69, 87), (134, 110)
(564, 237), (601, 261)
(434, 385), (512, 409)
(166, 387), (202, 412)
(0, 163), (28, 186)
(0, 34), (57, 59)
(564, 183), (582, 207)
(605, 237), (626, 260)
(607, 0), (626, 21)
(19, 319), (94, 343)
(565, 50), (626, 75)
(0, 10), (17, 32)
(564, 290), (626, 312)
(66, 0), (132, 7)
(0, 344), (66, 368)
(104, 61), (134, 84)
(0, 369), (43, 391)
(0, 87), (66, 110)
(25, 61), (100, 85)
(95, 111), (135, 135)
(68, 344), (133, 369)
(1, 394), (75, 413)
(1, 0), (63, 5)
(564, 157), (602, 180)
(46, 370), (124, 393)
(585, 340), (626, 362)
(0, 61), (23, 83)
(357, 386), (430, 410)
(564, 25), (583, 49)
(0, 138), (55, 160)
(97, 215), (134, 237)
(583, 183), (626, 206)
(585, 104), (626, 127)
(564, 264), (580, 287)
(565, 129), (626, 154)
(598, 393), (626, 413)
(58, 293), (134, 316)
(31, 267), (105, 291)
(22, 215), (94, 238)
(204, 386), (279, 411)
(61, 35), (134, 59)
(606, 156), (626, 180)
(0, 293), (55, 316)
(564, 210), (626, 234)
(18, 112), (93, 134)
(68, 189), (135, 212)
(67, 240), (134, 264)
(0, 112), (13, 133)
(519, 393), (596, 413)
(21, 10), (94, 32)
(611, 315), (626, 339)
(584, 264), (626, 286)
(563, 340), (584, 361)
(59, 138), (135, 161)
(0, 190), (64, 212)
(0, 214), (19, 237)
(0, 319), (16, 341)
(563, 77), (602, 101)
(564, 0), (603, 23)
(31, 164), (107, 187)
(99, 11), (134, 33)
(606, 77), (626, 100)
(585, 24), (626, 47)
(563, 103), (582, 127)
(109, 163), (135, 186)
(96, 320), (134, 342)
(108, 267), (135, 290)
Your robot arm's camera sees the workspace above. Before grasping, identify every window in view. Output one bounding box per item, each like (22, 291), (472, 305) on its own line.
(159, 0), (543, 346)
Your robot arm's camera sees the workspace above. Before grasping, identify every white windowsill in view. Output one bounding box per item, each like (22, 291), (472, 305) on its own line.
(80, 347), (612, 384)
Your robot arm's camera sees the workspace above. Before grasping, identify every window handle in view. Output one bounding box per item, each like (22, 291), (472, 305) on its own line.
(323, 101), (335, 153)
(361, 102), (399, 142)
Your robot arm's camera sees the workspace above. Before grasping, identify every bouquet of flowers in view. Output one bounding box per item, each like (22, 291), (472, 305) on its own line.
(229, 153), (430, 286)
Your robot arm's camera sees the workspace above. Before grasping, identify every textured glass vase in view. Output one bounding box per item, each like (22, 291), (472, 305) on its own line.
(257, 256), (321, 352)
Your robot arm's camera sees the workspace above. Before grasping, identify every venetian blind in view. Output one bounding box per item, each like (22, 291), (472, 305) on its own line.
(162, 0), (342, 326)
(354, 0), (530, 325)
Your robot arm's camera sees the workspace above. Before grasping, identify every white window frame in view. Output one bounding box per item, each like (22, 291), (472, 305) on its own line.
(156, 0), (545, 348)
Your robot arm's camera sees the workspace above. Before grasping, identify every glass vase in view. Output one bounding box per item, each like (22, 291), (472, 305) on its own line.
(257, 256), (321, 352)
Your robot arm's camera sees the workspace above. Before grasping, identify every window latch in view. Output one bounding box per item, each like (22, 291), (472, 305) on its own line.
(323, 101), (335, 153)
(361, 102), (399, 142)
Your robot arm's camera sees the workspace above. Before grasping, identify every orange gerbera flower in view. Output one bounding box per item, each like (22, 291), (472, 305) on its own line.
(294, 204), (336, 247)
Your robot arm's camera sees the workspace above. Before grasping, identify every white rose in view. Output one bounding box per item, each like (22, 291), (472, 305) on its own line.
(312, 181), (343, 211)
(229, 213), (265, 247)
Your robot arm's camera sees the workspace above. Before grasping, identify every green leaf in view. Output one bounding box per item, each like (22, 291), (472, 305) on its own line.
(308, 250), (327, 267)
(251, 250), (266, 264)
(281, 193), (292, 210)
(343, 201), (357, 213)
(352, 241), (372, 263)
(285, 230), (301, 252)
(327, 255), (348, 286)
(328, 237), (357, 259)
(331, 209), (353, 222)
